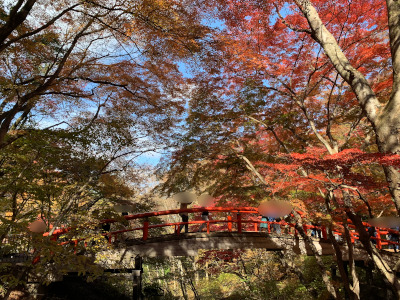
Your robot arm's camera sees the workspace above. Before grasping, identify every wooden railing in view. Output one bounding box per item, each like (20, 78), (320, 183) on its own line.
(44, 207), (400, 252)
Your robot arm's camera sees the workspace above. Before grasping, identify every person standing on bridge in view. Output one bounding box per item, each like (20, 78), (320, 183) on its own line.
(175, 192), (195, 234)
(259, 215), (268, 232)
(197, 209), (209, 232)
(269, 217), (281, 234)
(179, 203), (189, 233)
(389, 227), (400, 252)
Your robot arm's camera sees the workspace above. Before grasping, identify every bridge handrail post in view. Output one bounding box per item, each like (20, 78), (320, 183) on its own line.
(143, 218), (149, 241)
(237, 212), (242, 233)
(207, 221), (210, 234)
(74, 240), (78, 254)
(32, 251), (40, 265)
(254, 221), (257, 232)
(376, 229), (382, 250)
(227, 216), (232, 232)
(268, 222), (271, 234)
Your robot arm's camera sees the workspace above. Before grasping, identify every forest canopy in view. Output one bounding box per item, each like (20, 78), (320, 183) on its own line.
(2, 0), (400, 299)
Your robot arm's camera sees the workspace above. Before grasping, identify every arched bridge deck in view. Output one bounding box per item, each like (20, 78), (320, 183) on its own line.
(11, 206), (394, 270)
(78, 207), (400, 268)
(99, 231), (400, 269)
(103, 231), (333, 257)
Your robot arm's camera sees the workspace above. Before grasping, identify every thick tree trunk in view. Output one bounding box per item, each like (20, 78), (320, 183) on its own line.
(381, 165), (400, 215)
(376, 94), (400, 214)
(293, 0), (381, 124)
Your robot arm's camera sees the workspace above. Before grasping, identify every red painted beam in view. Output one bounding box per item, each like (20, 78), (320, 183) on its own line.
(100, 207), (259, 224)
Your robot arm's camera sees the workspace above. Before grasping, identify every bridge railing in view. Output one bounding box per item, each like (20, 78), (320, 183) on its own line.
(100, 209), (397, 251)
(42, 207), (400, 254)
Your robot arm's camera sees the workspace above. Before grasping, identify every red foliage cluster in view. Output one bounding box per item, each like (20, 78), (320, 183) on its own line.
(289, 149), (400, 170)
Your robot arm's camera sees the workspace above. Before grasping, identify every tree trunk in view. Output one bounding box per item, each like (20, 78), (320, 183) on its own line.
(380, 158), (400, 215)
(376, 82), (400, 215)
(343, 223), (360, 300)
(193, 258), (199, 284)
(294, 0), (400, 217)
(177, 259), (188, 300)
(292, 0), (400, 295)
(205, 261), (209, 281)
(156, 265), (163, 289)
(346, 210), (400, 299)
(186, 275), (200, 300)
(328, 227), (355, 299)
(293, 0), (381, 125)
(181, 258), (200, 300)
(293, 212), (338, 299)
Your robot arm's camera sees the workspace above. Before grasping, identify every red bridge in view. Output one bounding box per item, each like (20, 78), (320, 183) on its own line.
(40, 207), (400, 268)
